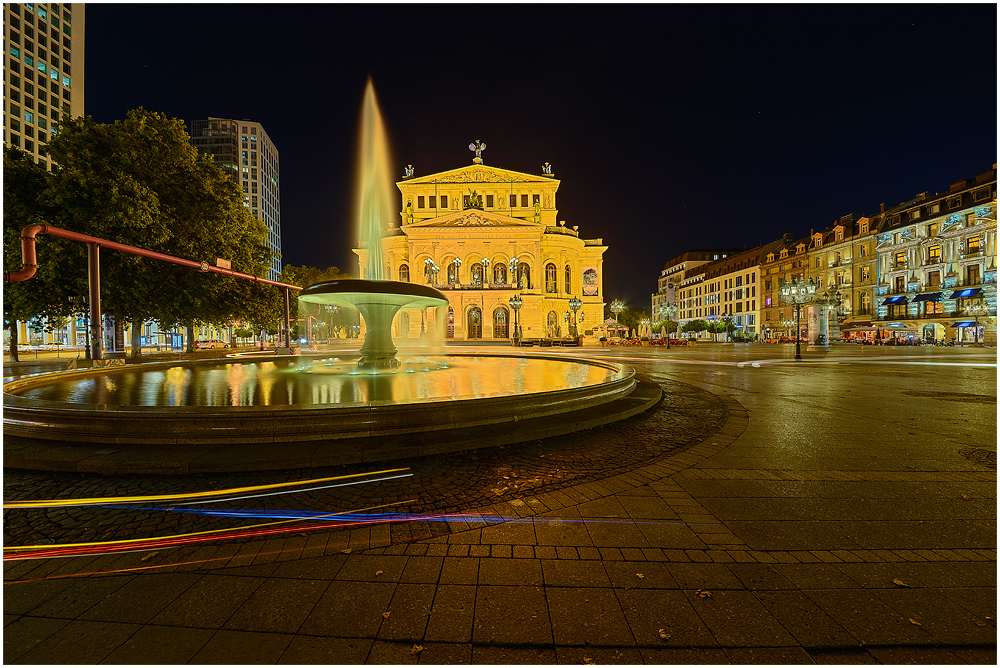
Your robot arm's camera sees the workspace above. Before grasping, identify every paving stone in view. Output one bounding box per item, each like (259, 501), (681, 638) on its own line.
(14, 619), (140, 665)
(478, 557), (542, 586)
(471, 645), (556, 664)
(101, 624), (215, 664)
(336, 554), (407, 582)
(803, 589), (933, 646)
(277, 636), (373, 664)
(490, 544), (512, 558)
(546, 586), (634, 646)
(223, 577), (329, 634)
(438, 557), (478, 585)
(378, 583), (435, 641)
(424, 585), (476, 643)
(753, 590), (858, 647)
(541, 559), (612, 588)
(639, 647), (729, 664)
(1, 615), (71, 663)
(555, 646), (644, 664)
(298, 580), (396, 638)
(724, 647), (814, 664)
(472, 585), (552, 645)
(152, 574), (265, 628)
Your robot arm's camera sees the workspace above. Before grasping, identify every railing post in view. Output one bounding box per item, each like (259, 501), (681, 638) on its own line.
(283, 287), (291, 349)
(88, 242), (103, 360)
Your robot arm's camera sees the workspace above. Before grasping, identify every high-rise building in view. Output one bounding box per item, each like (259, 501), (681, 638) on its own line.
(190, 117), (282, 281)
(3, 2), (84, 171)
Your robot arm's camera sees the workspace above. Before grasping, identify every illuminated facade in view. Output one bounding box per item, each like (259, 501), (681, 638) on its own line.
(870, 166), (996, 344)
(355, 158), (607, 340)
(190, 117), (282, 281)
(652, 249), (740, 322)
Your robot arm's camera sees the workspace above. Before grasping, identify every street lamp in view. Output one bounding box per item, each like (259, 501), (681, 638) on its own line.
(451, 258), (462, 285)
(967, 302), (988, 346)
(509, 257), (521, 289)
(780, 277), (817, 361)
(660, 301), (677, 349)
(568, 295), (582, 338)
(721, 313), (733, 343)
(508, 293), (522, 342)
(424, 258), (441, 285)
(480, 257), (490, 286)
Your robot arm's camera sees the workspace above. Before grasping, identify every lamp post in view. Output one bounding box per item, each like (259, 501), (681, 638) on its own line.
(610, 299), (624, 336)
(509, 257), (520, 289)
(424, 258), (440, 285)
(451, 258), (462, 285)
(508, 293), (522, 342)
(480, 257), (490, 286)
(721, 313), (733, 343)
(780, 277), (817, 361)
(968, 302), (988, 346)
(568, 295), (582, 338)
(823, 286), (843, 343)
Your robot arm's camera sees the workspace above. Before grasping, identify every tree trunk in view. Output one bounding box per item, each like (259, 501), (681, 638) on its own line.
(130, 318), (143, 362)
(9, 324), (19, 363)
(186, 322), (195, 353)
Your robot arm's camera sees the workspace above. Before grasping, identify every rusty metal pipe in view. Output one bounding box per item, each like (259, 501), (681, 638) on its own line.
(3, 224), (301, 291)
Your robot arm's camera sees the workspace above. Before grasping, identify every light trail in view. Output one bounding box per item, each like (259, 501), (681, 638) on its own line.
(172, 473), (413, 505)
(3, 468), (410, 509)
(3, 499), (419, 558)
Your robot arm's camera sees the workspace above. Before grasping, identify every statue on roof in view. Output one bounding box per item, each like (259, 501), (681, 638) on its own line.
(403, 164), (414, 178)
(542, 162), (552, 175)
(469, 139), (486, 164)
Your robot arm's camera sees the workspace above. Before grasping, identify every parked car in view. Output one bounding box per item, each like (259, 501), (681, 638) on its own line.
(194, 340), (229, 350)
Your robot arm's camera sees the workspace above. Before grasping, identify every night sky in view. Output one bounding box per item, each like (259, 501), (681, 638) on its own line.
(86, 4), (996, 309)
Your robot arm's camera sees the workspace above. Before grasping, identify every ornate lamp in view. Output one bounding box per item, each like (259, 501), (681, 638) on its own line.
(508, 293), (523, 341)
(568, 296), (582, 337)
(780, 277), (817, 361)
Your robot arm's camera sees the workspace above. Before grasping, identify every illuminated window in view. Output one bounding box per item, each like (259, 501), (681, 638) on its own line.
(24, 111), (33, 124)
(565, 265), (571, 293)
(860, 220), (869, 234)
(545, 263), (557, 293)
(520, 194), (528, 208)
(967, 236), (981, 253)
(428, 195), (436, 208)
(928, 246), (940, 263)
(861, 266), (870, 282)
(440, 195), (448, 208)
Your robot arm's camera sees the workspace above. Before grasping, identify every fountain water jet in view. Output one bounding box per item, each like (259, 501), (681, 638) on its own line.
(298, 79), (447, 367)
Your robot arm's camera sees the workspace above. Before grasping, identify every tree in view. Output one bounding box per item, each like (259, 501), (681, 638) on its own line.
(3, 147), (84, 362)
(37, 108), (280, 358)
(681, 319), (709, 338)
(280, 265), (349, 333)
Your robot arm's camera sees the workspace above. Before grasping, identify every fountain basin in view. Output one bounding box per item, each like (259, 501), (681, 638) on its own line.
(3, 352), (659, 474)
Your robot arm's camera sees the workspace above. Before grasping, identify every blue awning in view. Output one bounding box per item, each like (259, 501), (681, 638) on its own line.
(951, 321), (976, 327)
(881, 295), (908, 305)
(912, 292), (943, 302)
(949, 287), (983, 299)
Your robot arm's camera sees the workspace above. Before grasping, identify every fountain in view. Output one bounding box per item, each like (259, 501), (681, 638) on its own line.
(298, 80), (448, 367)
(2, 80), (660, 474)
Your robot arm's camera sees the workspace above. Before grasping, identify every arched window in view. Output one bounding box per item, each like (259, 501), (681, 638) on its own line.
(517, 264), (531, 289)
(545, 263), (557, 293)
(447, 263), (458, 285)
(493, 263), (507, 284)
(861, 292), (871, 314)
(546, 310), (558, 337)
(399, 264), (409, 282)
(493, 308), (509, 338)
(565, 265), (572, 294)
(471, 264), (484, 285)
(467, 306), (482, 339)
(446, 306), (454, 339)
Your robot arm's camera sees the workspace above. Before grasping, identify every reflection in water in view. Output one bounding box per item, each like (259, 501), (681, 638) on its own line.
(14, 356), (623, 408)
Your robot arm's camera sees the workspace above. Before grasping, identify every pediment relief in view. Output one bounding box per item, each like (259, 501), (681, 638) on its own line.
(407, 209), (540, 229)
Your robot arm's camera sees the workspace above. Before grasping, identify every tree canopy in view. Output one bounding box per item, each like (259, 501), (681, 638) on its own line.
(4, 109), (283, 356)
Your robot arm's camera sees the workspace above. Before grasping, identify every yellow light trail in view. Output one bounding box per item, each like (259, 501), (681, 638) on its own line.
(4, 499), (417, 553)
(3, 468), (410, 509)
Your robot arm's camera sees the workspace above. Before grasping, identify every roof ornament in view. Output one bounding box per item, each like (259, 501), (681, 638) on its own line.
(542, 162), (553, 175)
(403, 164), (414, 178)
(469, 140), (486, 164)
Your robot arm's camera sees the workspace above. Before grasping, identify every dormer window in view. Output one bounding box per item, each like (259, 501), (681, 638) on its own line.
(766, 253), (774, 263)
(796, 244), (805, 254)
(779, 249), (788, 259)
(860, 220), (869, 234)
(814, 235), (822, 248)
(835, 228), (844, 242)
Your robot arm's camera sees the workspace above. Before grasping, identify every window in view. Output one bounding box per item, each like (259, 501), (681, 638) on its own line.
(24, 110), (33, 124)
(929, 203), (940, 214)
(927, 271), (940, 287)
(440, 195), (447, 208)
(417, 196), (425, 208)
(836, 230), (843, 241)
(486, 194), (493, 208)
(428, 195), (436, 208)
(967, 236), (981, 253)
(967, 264), (981, 285)
(520, 194), (528, 208)
(928, 245), (940, 263)
(860, 220), (869, 234)
(815, 257), (821, 268)
(947, 196), (962, 209)
(533, 194), (540, 206)
(861, 266), (870, 282)
(894, 251), (905, 267)
(565, 265), (572, 294)
(909, 209), (920, 221)
(859, 244), (867, 258)
(894, 276), (905, 292)
(399, 264), (409, 282)
(509, 194), (517, 208)
(973, 187), (991, 202)
(545, 263), (557, 293)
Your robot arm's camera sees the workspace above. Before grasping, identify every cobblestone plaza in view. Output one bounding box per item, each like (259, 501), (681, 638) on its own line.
(3, 343), (996, 664)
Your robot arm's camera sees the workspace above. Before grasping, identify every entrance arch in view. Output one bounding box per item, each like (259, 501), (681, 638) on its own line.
(446, 306), (454, 339)
(467, 306), (483, 339)
(493, 307), (509, 339)
(547, 310), (558, 338)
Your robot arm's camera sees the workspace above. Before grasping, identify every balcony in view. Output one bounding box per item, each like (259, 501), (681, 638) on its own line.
(960, 247), (984, 259)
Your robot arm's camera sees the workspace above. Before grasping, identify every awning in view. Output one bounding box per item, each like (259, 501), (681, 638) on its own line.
(840, 321), (872, 330)
(949, 287), (983, 299)
(881, 295), (908, 305)
(951, 321), (976, 327)
(912, 292), (943, 302)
